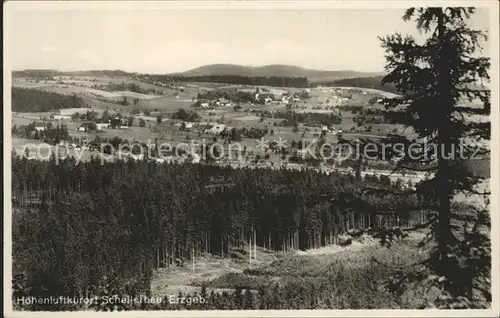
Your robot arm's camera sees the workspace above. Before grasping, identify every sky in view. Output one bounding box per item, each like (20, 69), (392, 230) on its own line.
(8, 6), (491, 74)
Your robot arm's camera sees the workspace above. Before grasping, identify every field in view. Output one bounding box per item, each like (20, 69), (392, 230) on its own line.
(10, 74), (482, 178)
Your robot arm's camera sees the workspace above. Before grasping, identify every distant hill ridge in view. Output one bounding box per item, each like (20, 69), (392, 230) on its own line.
(13, 65), (385, 83)
(12, 69), (132, 78)
(174, 64), (385, 82)
(13, 65), (395, 92)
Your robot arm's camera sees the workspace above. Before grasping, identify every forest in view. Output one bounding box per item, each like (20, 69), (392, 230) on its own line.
(316, 76), (399, 94)
(12, 122), (70, 145)
(11, 154), (434, 310)
(139, 74), (310, 88)
(196, 90), (256, 104)
(12, 88), (86, 112)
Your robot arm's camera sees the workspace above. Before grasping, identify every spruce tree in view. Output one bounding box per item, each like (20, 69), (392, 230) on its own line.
(376, 7), (491, 308)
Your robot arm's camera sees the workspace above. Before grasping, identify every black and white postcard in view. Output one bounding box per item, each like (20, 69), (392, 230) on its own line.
(3, 1), (499, 316)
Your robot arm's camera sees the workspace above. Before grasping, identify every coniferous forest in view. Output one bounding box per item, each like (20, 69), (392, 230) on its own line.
(12, 87), (86, 113)
(12, 154), (434, 310)
(139, 74), (310, 88)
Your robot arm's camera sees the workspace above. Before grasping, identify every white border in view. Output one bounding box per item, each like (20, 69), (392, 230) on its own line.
(3, 1), (499, 317)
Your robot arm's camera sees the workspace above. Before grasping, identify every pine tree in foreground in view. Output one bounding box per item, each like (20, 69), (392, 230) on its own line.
(374, 7), (491, 308)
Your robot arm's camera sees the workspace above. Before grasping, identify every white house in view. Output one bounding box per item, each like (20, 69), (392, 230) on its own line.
(176, 122), (195, 129)
(96, 123), (110, 131)
(53, 115), (71, 120)
(34, 126), (46, 132)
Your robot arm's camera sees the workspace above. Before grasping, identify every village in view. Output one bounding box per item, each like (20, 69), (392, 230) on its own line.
(11, 73), (426, 185)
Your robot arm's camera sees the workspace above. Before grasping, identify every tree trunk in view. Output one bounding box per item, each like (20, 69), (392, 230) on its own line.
(253, 228), (257, 261)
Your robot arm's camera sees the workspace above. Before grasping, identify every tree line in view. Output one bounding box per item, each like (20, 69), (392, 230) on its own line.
(139, 74), (310, 88)
(316, 76), (400, 94)
(12, 122), (70, 145)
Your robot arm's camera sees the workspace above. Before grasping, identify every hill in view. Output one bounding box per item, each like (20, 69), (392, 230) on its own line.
(13, 66), (385, 83)
(175, 64), (384, 82)
(12, 69), (133, 78)
(320, 75), (487, 96)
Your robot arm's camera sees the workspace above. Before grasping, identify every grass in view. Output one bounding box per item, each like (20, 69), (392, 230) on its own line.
(195, 238), (435, 309)
(195, 272), (271, 290)
(138, 96), (195, 112)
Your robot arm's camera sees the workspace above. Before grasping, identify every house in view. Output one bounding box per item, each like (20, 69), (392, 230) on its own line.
(200, 102), (210, 108)
(53, 114), (71, 120)
(322, 126), (337, 134)
(255, 87), (273, 103)
(217, 98), (230, 106)
(175, 122), (195, 129)
(96, 123), (110, 131)
(78, 122), (95, 132)
(34, 124), (46, 132)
